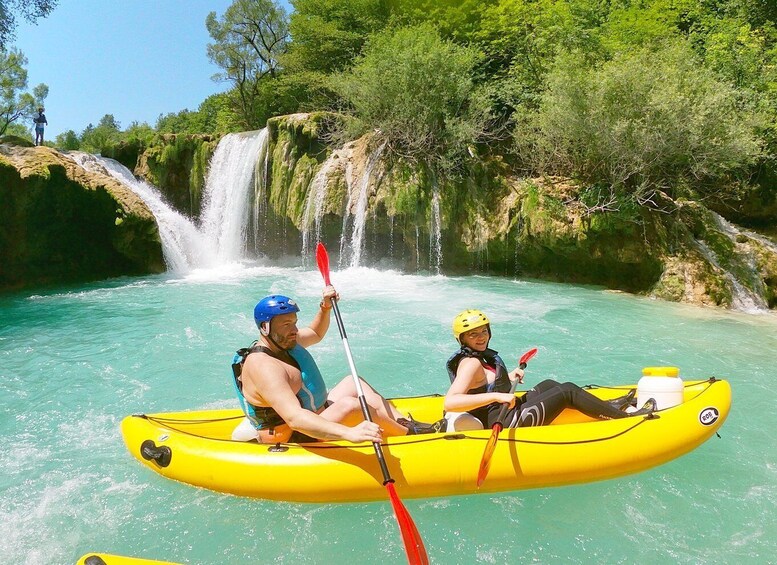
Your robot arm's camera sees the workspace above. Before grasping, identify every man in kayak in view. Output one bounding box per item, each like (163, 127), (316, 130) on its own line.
(444, 309), (656, 430)
(231, 288), (444, 443)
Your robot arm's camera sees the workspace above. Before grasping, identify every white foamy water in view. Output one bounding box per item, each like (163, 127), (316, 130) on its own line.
(200, 129), (269, 263)
(341, 142), (387, 268)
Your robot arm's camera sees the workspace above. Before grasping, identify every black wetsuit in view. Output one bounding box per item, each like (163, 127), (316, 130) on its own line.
(447, 347), (627, 428)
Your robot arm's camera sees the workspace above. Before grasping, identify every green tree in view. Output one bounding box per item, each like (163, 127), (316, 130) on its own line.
(334, 24), (493, 172)
(54, 128), (79, 149)
(282, 0), (390, 110)
(515, 42), (764, 208)
(0, 0), (57, 49)
(389, 0), (494, 44)
(0, 47), (46, 135)
(206, 0), (290, 129)
(286, 0), (388, 74)
(79, 113), (121, 152)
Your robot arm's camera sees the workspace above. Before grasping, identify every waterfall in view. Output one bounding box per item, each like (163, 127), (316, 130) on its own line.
(301, 150), (341, 260)
(340, 142), (387, 268)
(251, 131), (272, 254)
(692, 211), (768, 312)
(68, 153), (210, 272)
(429, 184), (443, 274)
(706, 212), (769, 312)
(200, 129), (269, 263)
(69, 129), (268, 273)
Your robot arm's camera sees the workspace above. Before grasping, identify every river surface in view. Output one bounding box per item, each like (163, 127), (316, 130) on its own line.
(1, 264), (774, 564)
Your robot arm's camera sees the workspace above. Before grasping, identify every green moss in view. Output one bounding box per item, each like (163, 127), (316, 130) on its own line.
(0, 148), (163, 291)
(139, 134), (218, 216)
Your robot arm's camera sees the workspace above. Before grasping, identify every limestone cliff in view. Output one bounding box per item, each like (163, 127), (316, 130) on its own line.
(134, 134), (218, 217)
(254, 113), (777, 310)
(0, 144), (164, 291)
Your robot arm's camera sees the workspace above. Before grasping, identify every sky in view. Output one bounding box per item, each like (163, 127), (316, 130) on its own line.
(12, 0), (251, 140)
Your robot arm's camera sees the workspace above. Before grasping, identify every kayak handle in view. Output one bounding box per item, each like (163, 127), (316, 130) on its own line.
(140, 439), (172, 467)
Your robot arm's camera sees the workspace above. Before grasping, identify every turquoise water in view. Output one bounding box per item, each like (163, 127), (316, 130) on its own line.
(1, 264), (775, 564)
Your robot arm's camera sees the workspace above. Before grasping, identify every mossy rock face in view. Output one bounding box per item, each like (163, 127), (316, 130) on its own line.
(0, 144), (164, 291)
(249, 113), (777, 309)
(136, 134), (218, 217)
(101, 139), (146, 172)
(266, 113), (333, 230)
(0, 135), (35, 147)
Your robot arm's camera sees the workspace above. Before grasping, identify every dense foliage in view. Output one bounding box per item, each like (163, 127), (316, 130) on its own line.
(19, 0), (774, 212)
(332, 24), (493, 172)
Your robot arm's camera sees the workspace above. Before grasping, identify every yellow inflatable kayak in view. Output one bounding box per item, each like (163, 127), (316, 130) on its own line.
(121, 378), (730, 503)
(76, 554), (180, 565)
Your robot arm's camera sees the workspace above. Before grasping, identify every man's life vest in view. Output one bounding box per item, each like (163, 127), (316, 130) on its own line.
(231, 342), (328, 430)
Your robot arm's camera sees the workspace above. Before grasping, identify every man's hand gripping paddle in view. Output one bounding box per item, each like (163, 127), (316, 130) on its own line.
(315, 242), (429, 565)
(476, 347), (538, 488)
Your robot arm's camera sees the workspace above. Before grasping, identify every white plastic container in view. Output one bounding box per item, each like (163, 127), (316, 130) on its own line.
(637, 366), (683, 410)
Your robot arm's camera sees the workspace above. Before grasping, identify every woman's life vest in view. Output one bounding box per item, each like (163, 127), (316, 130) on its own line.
(446, 346), (513, 426)
(231, 342), (328, 430)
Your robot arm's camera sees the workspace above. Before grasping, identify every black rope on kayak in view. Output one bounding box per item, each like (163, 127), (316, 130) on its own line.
(492, 415), (654, 447)
(143, 414), (246, 425)
(583, 378), (716, 391)
(254, 418), (656, 451)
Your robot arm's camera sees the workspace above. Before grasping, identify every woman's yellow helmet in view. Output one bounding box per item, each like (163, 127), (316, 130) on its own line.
(452, 309), (490, 342)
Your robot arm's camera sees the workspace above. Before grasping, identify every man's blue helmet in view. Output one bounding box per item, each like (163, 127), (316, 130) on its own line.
(254, 295), (300, 328)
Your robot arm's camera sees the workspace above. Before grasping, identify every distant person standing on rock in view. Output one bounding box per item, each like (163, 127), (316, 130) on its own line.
(33, 107), (47, 146)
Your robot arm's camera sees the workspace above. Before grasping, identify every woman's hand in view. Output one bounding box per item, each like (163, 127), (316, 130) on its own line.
(510, 367), (525, 384)
(495, 392), (516, 408)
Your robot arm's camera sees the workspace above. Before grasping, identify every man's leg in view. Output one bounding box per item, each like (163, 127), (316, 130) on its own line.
(327, 376), (409, 436)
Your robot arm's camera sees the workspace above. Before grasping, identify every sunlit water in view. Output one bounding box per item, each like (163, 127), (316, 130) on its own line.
(1, 265), (775, 564)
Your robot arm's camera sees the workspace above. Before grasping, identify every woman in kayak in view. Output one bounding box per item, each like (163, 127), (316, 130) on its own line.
(444, 309), (655, 430)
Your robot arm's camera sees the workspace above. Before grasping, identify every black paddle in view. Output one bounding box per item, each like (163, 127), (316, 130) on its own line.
(476, 347), (538, 488)
(315, 242), (429, 565)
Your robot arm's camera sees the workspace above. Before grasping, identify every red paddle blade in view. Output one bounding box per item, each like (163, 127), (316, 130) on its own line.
(386, 482), (429, 565)
(315, 242), (331, 286)
(519, 347), (538, 366)
(476, 423), (503, 488)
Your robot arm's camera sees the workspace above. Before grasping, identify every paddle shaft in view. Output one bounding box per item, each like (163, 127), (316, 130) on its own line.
(492, 359), (529, 430)
(476, 347), (537, 487)
(328, 297), (394, 484)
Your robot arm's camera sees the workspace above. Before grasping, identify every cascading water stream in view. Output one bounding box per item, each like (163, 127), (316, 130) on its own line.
(70, 130), (268, 273)
(251, 131), (272, 255)
(69, 153), (210, 272)
(691, 211), (768, 312)
(301, 151), (342, 260)
(200, 129), (269, 263)
(340, 142), (387, 268)
(429, 184), (443, 274)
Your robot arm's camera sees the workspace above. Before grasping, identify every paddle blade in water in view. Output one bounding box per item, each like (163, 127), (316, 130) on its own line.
(386, 482), (429, 565)
(476, 423), (503, 488)
(315, 242), (332, 286)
